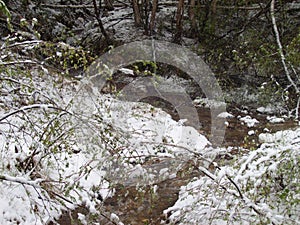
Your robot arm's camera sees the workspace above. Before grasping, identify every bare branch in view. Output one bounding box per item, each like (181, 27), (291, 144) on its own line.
(162, 2), (268, 10)
(226, 174), (244, 200)
(92, 0), (112, 45)
(40, 3), (126, 9)
(270, 0), (299, 94)
(40, 3), (94, 9)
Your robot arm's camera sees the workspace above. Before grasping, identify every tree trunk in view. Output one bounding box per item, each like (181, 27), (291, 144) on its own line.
(188, 0), (196, 36)
(143, 0), (150, 34)
(208, 0), (217, 37)
(174, 0), (185, 43)
(132, 0), (142, 26)
(211, 0), (217, 14)
(150, 0), (159, 35)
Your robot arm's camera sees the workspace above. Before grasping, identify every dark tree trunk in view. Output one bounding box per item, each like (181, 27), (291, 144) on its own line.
(188, 0), (197, 36)
(174, 0), (185, 43)
(132, 0), (142, 26)
(150, 0), (158, 35)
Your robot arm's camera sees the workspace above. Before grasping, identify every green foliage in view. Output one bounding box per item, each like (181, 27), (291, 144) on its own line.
(193, 1), (299, 111)
(258, 80), (283, 106)
(34, 42), (94, 75)
(19, 18), (40, 39)
(0, 0), (10, 18)
(0, 0), (12, 31)
(132, 60), (158, 76)
(286, 31), (300, 69)
(247, 149), (300, 220)
(0, 54), (124, 224)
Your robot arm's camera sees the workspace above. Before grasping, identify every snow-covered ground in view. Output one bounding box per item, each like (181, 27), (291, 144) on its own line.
(0, 64), (215, 224)
(0, 35), (299, 225)
(1, 67), (299, 224)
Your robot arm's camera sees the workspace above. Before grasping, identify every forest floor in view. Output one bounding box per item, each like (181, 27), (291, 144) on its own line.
(0, 1), (299, 224)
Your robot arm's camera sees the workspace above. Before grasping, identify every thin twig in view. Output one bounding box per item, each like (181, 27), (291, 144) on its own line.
(162, 2), (267, 10)
(92, 0), (112, 45)
(40, 3), (126, 9)
(226, 174), (244, 199)
(40, 4), (94, 9)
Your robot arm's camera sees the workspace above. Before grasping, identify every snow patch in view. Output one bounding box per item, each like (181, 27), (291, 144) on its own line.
(119, 68), (134, 75)
(239, 115), (259, 127)
(217, 112), (234, 118)
(266, 116), (285, 123)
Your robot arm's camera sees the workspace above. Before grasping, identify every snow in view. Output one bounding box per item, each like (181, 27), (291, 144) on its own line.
(0, 66), (211, 224)
(110, 213), (124, 225)
(0, 174), (43, 186)
(257, 104), (286, 114)
(258, 128), (299, 143)
(1, 32), (299, 224)
(257, 106), (276, 114)
(0, 182), (62, 225)
(217, 112), (234, 118)
(239, 115), (259, 127)
(77, 213), (87, 225)
(119, 67), (134, 75)
(266, 115), (285, 123)
(165, 127), (300, 225)
(248, 130), (255, 135)
(0, 78), (298, 225)
(193, 97), (226, 108)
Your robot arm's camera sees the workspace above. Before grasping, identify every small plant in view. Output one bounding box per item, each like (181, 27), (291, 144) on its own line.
(20, 17), (40, 39)
(34, 42), (94, 75)
(132, 60), (158, 77)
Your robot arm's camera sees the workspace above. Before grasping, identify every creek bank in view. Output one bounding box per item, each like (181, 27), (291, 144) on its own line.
(51, 73), (297, 225)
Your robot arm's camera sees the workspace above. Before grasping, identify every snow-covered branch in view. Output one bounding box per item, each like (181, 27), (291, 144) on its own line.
(0, 40), (42, 50)
(0, 174), (44, 187)
(0, 60), (39, 66)
(0, 104), (71, 122)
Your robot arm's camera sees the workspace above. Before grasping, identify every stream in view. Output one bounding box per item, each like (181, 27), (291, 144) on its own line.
(52, 72), (297, 225)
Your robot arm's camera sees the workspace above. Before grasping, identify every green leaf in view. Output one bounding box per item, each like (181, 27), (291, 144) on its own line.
(0, 0), (12, 31)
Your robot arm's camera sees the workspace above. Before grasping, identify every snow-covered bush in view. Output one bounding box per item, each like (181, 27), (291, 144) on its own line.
(165, 129), (300, 225)
(0, 64), (122, 224)
(0, 35), (128, 224)
(0, 36), (213, 224)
